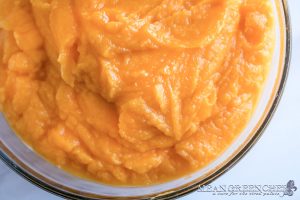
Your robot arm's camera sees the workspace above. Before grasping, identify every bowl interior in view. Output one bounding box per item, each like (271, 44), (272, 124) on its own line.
(0, 0), (289, 199)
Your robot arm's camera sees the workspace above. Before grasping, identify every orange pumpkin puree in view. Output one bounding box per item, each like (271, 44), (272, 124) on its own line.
(0, 0), (274, 185)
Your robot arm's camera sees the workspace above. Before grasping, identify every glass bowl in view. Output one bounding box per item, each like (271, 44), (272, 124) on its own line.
(0, 1), (291, 199)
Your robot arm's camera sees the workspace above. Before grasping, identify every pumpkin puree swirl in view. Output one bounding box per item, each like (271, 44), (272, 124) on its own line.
(0, 0), (274, 185)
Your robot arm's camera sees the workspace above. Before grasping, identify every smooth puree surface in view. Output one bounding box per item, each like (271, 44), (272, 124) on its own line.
(0, 0), (274, 185)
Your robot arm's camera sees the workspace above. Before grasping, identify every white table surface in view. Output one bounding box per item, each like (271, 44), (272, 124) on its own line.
(1, 1), (300, 200)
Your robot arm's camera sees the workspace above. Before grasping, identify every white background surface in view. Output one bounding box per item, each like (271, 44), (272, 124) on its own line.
(0, 1), (299, 200)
